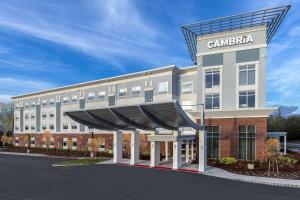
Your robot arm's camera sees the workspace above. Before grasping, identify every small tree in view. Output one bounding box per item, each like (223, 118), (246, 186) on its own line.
(87, 138), (101, 158)
(23, 134), (31, 153)
(1, 134), (9, 147)
(42, 131), (53, 151)
(264, 138), (281, 174)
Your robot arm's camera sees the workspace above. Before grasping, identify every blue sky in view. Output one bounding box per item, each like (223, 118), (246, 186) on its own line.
(0, 0), (299, 112)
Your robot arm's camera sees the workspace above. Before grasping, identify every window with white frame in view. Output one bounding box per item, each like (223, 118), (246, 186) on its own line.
(98, 91), (106, 101)
(31, 137), (35, 146)
(15, 116), (19, 120)
(239, 90), (255, 108)
(239, 64), (255, 85)
(31, 102), (36, 108)
(42, 124), (47, 130)
(205, 69), (220, 88)
(31, 125), (35, 130)
(206, 126), (220, 159)
(15, 137), (19, 146)
(42, 112), (47, 119)
(182, 82), (193, 94)
(15, 126), (19, 131)
(181, 101), (193, 111)
(63, 96), (69, 104)
(24, 103), (29, 109)
(31, 114), (35, 119)
(131, 86), (141, 97)
(42, 100), (47, 106)
(63, 123), (68, 130)
(72, 138), (77, 150)
(25, 125), (29, 130)
(239, 125), (256, 161)
(71, 123), (77, 130)
(205, 93), (220, 109)
(49, 112), (54, 118)
(71, 95), (78, 103)
(119, 88), (127, 99)
(88, 92), (95, 101)
(49, 124), (55, 130)
(25, 114), (29, 120)
(63, 138), (68, 149)
(158, 81), (168, 94)
(49, 99), (55, 105)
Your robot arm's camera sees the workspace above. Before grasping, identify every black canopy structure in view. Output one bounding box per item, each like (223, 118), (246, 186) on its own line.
(65, 101), (201, 131)
(181, 5), (291, 63)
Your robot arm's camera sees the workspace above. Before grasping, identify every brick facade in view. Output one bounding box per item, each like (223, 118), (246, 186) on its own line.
(13, 117), (267, 160)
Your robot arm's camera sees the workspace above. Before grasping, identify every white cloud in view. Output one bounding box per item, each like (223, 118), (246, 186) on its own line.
(0, 95), (12, 103)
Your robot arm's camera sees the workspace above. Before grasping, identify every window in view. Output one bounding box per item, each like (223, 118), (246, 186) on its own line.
(71, 123), (77, 130)
(98, 91), (106, 101)
(99, 141), (105, 152)
(63, 123), (68, 130)
(239, 90), (255, 108)
(158, 81), (168, 94)
(206, 126), (220, 159)
(25, 114), (29, 120)
(205, 69), (220, 88)
(182, 82), (193, 94)
(239, 125), (256, 161)
(63, 138), (68, 149)
(31, 137), (35, 145)
(15, 126), (19, 131)
(42, 112), (47, 119)
(42, 100), (47, 106)
(88, 93), (95, 101)
(49, 99), (55, 105)
(205, 93), (220, 109)
(72, 138), (77, 150)
(71, 95), (78, 103)
(108, 96), (115, 106)
(63, 96), (69, 104)
(15, 137), (19, 145)
(15, 116), (19, 121)
(15, 105), (19, 110)
(239, 64), (255, 85)
(118, 88), (127, 99)
(131, 86), (141, 97)
(181, 101), (193, 111)
(49, 112), (54, 118)
(145, 90), (153, 103)
(31, 114), (35, 119)
(31, 125), (35, 130)
(49, 124), (54, 130)
(31, 102), (36, 108)
(25, 125), (29, 130)
(42, 124), (47, 130)
(24, 103), (29, 109)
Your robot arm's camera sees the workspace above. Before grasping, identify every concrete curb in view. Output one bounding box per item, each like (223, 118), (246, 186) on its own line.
(0, 151), (77, 159)
(203, 167), (300, 188)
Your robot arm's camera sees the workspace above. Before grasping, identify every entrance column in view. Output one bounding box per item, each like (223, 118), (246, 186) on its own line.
(113, 130), (122, 164)
(130, 130), (140, 165)
(185, 140), (190, 163)
(150, 129), (160, 167)
(191, 140), (194, 160)
(284, 135), (287, 155)
(165, 141), (169, 161)
(199, 129), (207, 172)
(173, 129), (182, 169)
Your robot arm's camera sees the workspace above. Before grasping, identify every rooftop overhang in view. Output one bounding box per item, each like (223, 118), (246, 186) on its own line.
(65, 101), (202, 131)
(181, 5), (291, 63)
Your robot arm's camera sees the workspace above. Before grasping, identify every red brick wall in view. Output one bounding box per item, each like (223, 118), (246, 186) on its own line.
(13, 117), (267, 160)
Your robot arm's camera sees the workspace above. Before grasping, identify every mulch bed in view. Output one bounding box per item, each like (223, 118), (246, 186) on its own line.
(209, 152), (300, 180)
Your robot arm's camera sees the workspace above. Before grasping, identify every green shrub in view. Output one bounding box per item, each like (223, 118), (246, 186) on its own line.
(219, 157), (238, 165)
(279, 156), (298, 164)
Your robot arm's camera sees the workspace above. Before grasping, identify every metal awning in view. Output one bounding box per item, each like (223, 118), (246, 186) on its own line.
(65, 101), (201, 131)
(267, 132), (287, 137)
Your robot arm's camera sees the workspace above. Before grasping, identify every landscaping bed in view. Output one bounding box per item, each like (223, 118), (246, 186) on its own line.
(1, 146), (113, 158)
(209, 152), (300, 180)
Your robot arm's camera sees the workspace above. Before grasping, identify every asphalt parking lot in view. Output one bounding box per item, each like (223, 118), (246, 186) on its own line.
(0, 154), (299, 200)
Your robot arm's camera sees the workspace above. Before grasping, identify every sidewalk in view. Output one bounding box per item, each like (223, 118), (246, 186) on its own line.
(203, 166), (300, 188)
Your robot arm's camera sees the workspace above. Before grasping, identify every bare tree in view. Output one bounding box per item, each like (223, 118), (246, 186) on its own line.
(0, 102), (14, 135)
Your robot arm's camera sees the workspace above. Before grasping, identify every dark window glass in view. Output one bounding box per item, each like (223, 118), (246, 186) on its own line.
(145, 90), (153, 103)
(205, 94), (219, 109)
(239, 125), (256, 161)
(206, 126), (220, 159)
(108, 96), (115, 106)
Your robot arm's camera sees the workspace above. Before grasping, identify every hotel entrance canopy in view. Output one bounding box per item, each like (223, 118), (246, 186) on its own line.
(65, 101), (201, 131)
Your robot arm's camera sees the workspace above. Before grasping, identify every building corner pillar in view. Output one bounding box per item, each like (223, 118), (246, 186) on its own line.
(173, 139), (182, 170)
(199, 129), (207, 172)
(130, 130), (140, 165)
(113, 130), (122, 164)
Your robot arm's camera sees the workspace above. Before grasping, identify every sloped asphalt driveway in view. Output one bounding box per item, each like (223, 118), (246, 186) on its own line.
(0, 154), (299, 200)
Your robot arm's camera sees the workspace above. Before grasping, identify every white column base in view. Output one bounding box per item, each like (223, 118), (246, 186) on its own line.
(185, 140), (190, 163)
(165, 141), (169, 161)
(130, 131), (140, 165)
(150, 141), (160, 167)
(199, 130), (207, 172)
(173, 141), (182, 170)
(113, 130), (122, 164)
